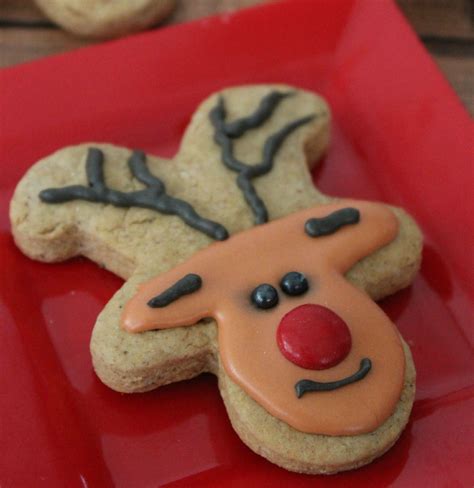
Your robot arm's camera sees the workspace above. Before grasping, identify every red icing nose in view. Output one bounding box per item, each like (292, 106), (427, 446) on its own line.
(277, 304), (352, 370)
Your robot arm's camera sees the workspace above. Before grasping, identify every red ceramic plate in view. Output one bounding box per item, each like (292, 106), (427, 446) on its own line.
(1, 1), (473, 486)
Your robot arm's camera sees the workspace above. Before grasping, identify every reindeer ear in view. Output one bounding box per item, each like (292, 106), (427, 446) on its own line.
(122, 266), (213, 333)
(304, 203), (399, 274)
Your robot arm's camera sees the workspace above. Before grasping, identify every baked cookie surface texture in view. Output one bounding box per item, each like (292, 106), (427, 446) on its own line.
(34, 0), (176, 38)
(10, 85), (422, 474)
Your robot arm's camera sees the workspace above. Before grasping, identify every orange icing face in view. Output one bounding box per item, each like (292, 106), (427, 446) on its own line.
(121, 201), (405, 436)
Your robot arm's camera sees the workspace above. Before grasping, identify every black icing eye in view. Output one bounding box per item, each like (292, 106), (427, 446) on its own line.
(280, 272), (309, 296)
(251, 284), (279, 309)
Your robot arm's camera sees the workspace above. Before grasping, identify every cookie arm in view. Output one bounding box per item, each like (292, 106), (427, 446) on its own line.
(39, 148), (229, 241)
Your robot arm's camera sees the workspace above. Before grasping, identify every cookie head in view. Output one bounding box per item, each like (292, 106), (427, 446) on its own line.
(122, 201), (406, 436)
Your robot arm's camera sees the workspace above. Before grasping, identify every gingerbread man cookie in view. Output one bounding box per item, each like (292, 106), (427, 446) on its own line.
(10, 85), (422, 474)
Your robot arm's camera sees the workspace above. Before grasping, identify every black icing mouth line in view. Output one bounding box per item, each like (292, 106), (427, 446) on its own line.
(294, 358), (372, 398)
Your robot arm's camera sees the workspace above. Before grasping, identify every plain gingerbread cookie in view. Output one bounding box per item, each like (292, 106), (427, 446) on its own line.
(10, 85), (422, 474)
(34, 0), (175, 39)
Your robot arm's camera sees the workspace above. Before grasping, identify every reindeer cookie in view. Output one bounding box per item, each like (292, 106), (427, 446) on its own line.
(10, 85), (422, 474)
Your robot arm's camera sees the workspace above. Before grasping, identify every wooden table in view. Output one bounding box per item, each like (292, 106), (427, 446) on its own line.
(1, 0), (472, 114)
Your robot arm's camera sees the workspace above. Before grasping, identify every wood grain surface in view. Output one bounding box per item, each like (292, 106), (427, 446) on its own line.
(0, 0), (472, 113)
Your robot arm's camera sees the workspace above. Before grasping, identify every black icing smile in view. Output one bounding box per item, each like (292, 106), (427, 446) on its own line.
(294, 358), (372, 398)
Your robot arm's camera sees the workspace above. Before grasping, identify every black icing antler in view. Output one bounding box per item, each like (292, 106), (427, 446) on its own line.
(210, 91), (315, 224)
(39, 148), (229, 241)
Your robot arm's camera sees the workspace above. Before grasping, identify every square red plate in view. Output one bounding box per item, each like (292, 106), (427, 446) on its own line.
(1, 0), (473, 486)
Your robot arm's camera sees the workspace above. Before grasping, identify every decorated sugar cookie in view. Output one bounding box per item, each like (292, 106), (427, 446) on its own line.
(10, 85), (422, 474)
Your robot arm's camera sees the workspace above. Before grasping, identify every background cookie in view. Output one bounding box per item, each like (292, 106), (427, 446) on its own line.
(10, 85), (422, 474)
(33, 0), (176, 39)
